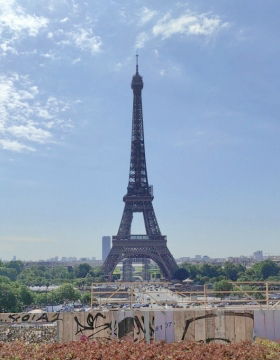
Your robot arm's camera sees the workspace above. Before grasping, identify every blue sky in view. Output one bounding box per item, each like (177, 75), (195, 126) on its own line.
(0, 0), (279, 261)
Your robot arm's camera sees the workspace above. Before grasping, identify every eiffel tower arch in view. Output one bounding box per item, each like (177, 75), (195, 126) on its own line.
(102, 57), (178, 280)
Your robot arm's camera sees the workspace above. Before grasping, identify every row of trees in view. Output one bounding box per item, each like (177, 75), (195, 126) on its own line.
(0, 260), (105, 286)
(2, 259), (280, 286)
(177, 259), (280, 284)
(0, 275), (91, 313)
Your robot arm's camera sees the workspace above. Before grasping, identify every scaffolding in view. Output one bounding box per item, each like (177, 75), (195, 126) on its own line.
(90, 281), (280, 310)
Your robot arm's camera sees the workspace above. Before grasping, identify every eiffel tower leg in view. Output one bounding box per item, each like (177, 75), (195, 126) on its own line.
(117, 204), (133, 237)
(102, 246), (123, 281)
(143, 202), (161, 235)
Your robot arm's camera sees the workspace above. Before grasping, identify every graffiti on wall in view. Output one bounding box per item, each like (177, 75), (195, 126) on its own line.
(0, 310), (255, 343)
(181, 311), (254, 343)
(74, 313), (112, 339)
(0, 312), (62, 323)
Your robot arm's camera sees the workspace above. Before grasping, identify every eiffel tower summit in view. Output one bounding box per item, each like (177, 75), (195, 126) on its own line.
(102, 56), (178, 280)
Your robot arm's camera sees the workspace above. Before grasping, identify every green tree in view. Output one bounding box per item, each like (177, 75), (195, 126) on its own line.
(0, 275), (11, 284)
(81, 292), (91, 305)
(0, 283), (19, 312)
(181, 263), (200, 279)
(200, 264), (222, 279)
(53, 283), (81, 303)
(173, 268), (189, 281)
(92, 266), (104, 277)
(223, 262), (246, 281)
(18, 285), (35, 306)
(6, 260), (25, 275)
(75, 263), (92, 278)
(73, 278), (85, 290)
(213, 280), (233, 299)
(197, 276), (210, 285)
(252, 260), (280, 280)
(0, 267), (17, 281)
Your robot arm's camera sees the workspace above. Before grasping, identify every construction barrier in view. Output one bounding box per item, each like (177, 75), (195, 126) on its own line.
(0, 309), (255, 343)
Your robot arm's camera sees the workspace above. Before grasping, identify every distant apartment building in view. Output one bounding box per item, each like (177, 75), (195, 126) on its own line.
(253, 250), (263, 261)
(102, 236), (111, 261)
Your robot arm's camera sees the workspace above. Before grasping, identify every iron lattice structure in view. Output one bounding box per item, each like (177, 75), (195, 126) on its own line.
(102, 60), (178, 280)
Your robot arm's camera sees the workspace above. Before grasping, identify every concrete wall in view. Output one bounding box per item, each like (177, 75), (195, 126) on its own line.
(0, 309), (255, 343)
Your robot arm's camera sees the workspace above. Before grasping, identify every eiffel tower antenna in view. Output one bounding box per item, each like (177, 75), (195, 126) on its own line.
(136, 52), (139, 74)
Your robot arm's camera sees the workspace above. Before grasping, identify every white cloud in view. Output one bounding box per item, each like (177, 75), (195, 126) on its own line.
(72, 0), (79, 14)
(138, 7), (157, 26)
(41, 51), (60, 60)
(135, 32), (149, 49)
(0, 0), (48, 55)
(0, 40), (18, 55)
(57, 27), (101, 54)
(69, 28), (102, 54)
(60, 17), (69, 23)
(118, 8), (134, 24)
(37, 108), (53, 119)
(0, 0), (48, 37)
(0, 73), (75, 152)
(7, 124), (52, 143)
(0, 139), (35, 152)
(73, 57), (81, 64)
(153, 11), (229, 39)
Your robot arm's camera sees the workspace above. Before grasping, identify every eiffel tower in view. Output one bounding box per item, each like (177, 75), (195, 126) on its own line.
(102, 57), (178, 280)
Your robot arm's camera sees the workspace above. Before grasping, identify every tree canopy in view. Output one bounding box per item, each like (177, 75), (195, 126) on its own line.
(174, 268), (189, 281)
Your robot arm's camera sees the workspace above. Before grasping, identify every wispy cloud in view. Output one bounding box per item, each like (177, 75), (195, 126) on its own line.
(70, 28), (102, 53)
(41, 51), (60, 60)
(138, 7), (157, 26)
(153, 11), (229, 39)
(0, 0), (48, 55)
(0, 73), (75, 152)
(57, 27), (102, 54)
(7, 124), (52, 143)
(135, 32), (149, 49)
(0, 139), (35, 152)
(118, 8), (134, 24)
(60, 17), (69, 23)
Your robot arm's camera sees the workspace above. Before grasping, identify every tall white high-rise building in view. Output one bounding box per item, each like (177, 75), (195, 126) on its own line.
(102, 236), (111, 261)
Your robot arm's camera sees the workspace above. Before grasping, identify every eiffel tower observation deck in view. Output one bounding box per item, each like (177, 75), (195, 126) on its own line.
(102, 57), (178, 280)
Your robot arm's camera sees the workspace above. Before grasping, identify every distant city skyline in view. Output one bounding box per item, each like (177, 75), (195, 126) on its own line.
(1, 1), (279, 261)
(0, 250), (267, 263)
